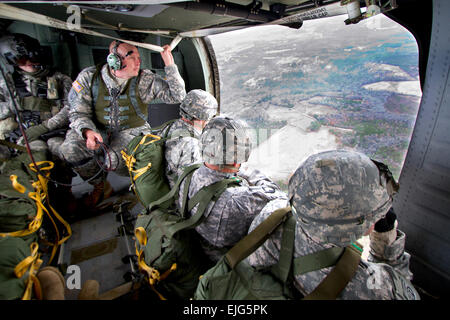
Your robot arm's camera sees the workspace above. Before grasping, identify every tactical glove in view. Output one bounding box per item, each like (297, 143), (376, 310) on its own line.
(374, 208), (397, 233)
(24, 123), (49, 142)
(369, 208), (398, 260)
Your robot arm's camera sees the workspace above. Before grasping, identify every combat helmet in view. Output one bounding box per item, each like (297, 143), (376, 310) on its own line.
(179, 89), (218, 121)
(201, 116), (252, 166)
(288, 149), (398, 247)
(0, 33), (43, 66)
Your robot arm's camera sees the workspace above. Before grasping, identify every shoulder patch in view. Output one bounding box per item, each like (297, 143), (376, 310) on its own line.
(72, 80), (84, 93)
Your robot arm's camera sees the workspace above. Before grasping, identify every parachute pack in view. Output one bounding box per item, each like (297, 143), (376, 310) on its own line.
(122, 119), (194, 208)
(194, 207), (365, 300)
(134, 164), (241, 300)
(0, 149), (71, 300)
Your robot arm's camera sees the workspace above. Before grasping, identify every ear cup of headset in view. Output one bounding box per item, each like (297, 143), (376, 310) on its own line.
(107, 41), (124, 70)
(107, 53), (122, 70)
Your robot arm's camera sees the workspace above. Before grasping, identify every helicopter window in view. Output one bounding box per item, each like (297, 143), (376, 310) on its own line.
(208, 14), (421, 190)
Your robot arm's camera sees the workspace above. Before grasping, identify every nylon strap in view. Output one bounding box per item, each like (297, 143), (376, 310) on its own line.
(185, 176), (241, 214)
(180, 170), (194, 217)
(293, 247), (345, 276)
(147, 163), (200, 212)
(167, 178), (240, 237)
(225, 207), (292, 269)
(270, 212), (296, 284)
(303, 244), (362, 300)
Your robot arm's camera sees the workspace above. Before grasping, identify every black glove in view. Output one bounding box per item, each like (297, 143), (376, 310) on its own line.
(374, 208), (397, 233)
(24, 124), (49, 142)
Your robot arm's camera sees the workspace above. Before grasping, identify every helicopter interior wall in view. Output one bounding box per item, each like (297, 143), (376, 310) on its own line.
(393, 0), (450, 298)
(2, 21), (213, 128)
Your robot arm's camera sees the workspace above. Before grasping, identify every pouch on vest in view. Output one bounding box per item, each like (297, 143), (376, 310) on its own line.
(134, 164), (241, 300)
(121, 119), (177, 208)
(194, 207), (363, 300)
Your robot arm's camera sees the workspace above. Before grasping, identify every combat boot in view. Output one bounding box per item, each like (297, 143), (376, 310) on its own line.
(78, 279), (100, 300)
(36, 266), (65, 300)
(83, 180), (113, 208)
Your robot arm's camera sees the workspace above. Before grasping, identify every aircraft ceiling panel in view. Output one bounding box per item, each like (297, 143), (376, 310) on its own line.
(5, 1), (346, 35)
(8, 3), (238, 33)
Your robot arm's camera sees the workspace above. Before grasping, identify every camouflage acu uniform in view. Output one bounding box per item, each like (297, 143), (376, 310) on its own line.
(0, 67), (72, 155)
(179, 163), (288, 262)
(246, 150), (419, 300)
(162, 89), (218, 188)
(60, 63), (186, 183)
(161, 119), (201, 188)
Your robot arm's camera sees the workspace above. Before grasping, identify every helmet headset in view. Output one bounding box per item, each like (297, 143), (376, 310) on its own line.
(107, 41), (126, 71)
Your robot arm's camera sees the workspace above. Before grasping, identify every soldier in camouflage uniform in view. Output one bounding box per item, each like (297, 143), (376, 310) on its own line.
(246, 150), (419, 300)
(161, 89), (217, 188)
(179, 116), (288, 262)
(60, 40), (186, 207)
(0, 33), (72, 156)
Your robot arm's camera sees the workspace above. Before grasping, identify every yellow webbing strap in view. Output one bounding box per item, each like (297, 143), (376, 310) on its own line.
(132, 163), (152, 181)
(122, 134), (161, 180)
(29, 161), (72, 264)
(14, 242), (43, 300)
(10, 174), (26, 193)
(30, 161), (72, 262)
(122, 134), (161, 201)
(134, 227), (177, 300)
(1, 161), (72, 264)
(0, 176), (45, 238)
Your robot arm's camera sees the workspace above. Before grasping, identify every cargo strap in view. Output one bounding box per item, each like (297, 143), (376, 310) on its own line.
(14, 242), (43, 300)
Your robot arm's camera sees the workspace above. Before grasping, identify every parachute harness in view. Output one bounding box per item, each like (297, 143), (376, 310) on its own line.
(134, 226), (177, 300)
